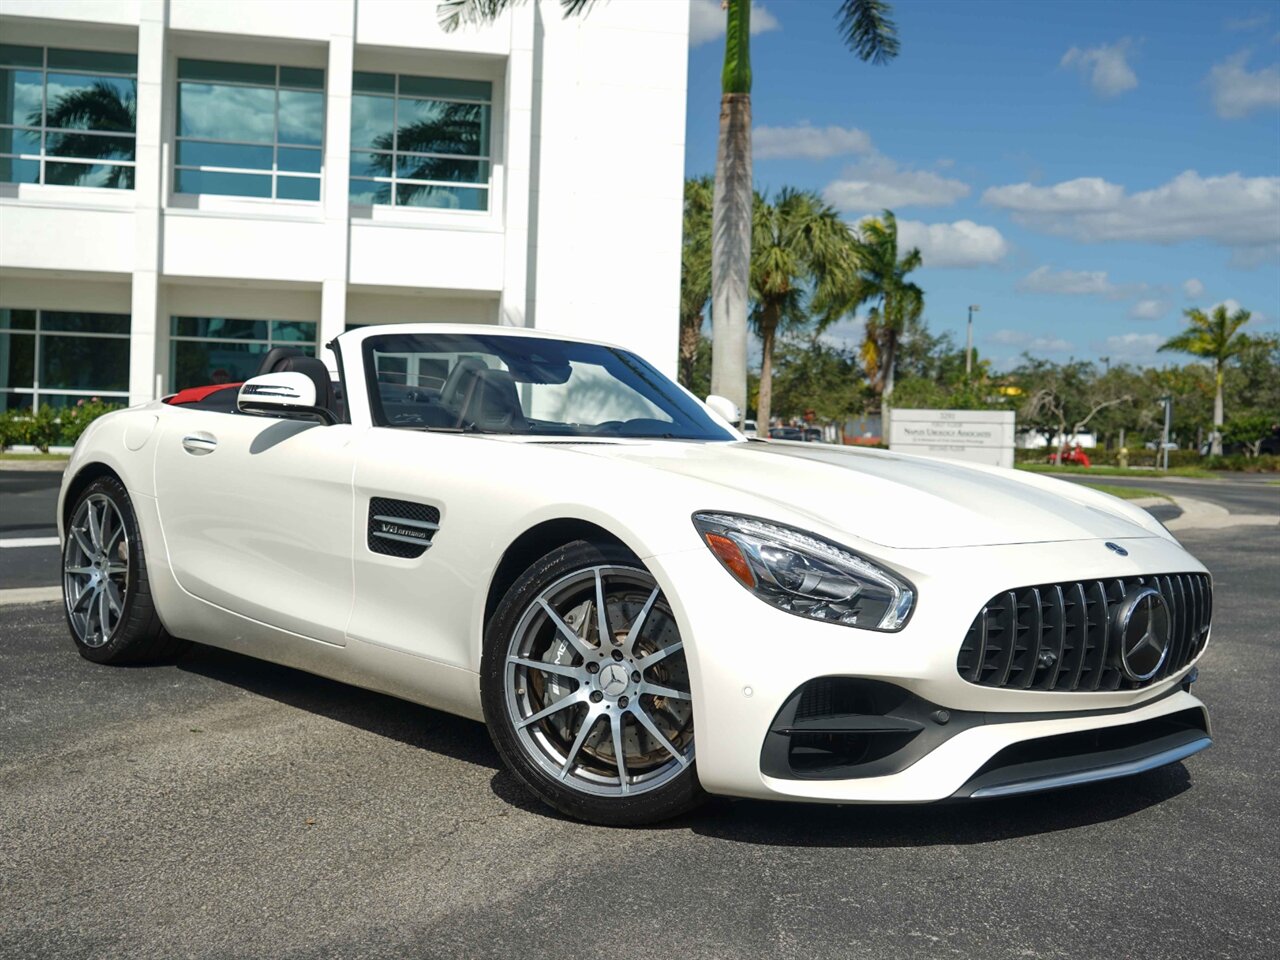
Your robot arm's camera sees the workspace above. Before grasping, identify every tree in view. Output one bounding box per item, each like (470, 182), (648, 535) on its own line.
(440, 0), (902, 421)
(770, 335), (868, 423)
(1013, 358), (1131, 462)
(1159, 304), (1257, 455)
(679, 177), (714, 388)
(749, 188), (859, 429)
(31, 81), (136, 189)
(710, 0), (900, 420)
(850, 211), (922, 406)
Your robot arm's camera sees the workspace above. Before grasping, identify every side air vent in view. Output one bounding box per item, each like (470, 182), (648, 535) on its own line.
(367, 497), (440, 559)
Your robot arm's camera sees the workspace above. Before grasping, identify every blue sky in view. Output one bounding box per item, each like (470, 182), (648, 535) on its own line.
(683, 0), (1280, 370)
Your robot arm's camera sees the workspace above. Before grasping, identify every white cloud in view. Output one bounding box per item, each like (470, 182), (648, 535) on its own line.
(1017, 265), (1118, 296)
(1208, 51), (1280, 118)
(1129, 299), (1169, 320)
(989, 329), (1073, 353)
(824, 156), (970, 213)
(1099, 332), (1165, 361)
(895, 219), (1009, 267)
(983, 171), (1280, 262)
(754, 123), (873, 160)
(817, 316), (865, 352)
(1225, 14), (1270, 32)
(689, 0), (779, 47)
(1061, 39), (1139, 98)
(1183, 277), (1205, 299)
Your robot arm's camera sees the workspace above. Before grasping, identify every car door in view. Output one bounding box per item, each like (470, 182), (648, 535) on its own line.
(153, 406), (357, 646)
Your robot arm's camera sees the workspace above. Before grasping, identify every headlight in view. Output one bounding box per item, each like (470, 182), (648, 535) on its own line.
(692, 512), (915, 631)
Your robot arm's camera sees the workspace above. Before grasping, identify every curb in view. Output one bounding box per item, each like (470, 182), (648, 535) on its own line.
(0, 586), (61, 606)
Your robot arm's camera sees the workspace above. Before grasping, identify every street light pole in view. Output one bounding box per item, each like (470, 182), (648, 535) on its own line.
(966, 304), (980, 377)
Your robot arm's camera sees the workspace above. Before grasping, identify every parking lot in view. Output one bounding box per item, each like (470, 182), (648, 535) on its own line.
(1, 475), (1278, 959)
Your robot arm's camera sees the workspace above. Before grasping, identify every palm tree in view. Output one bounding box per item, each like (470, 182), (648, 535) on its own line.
(30, 80), (137, 188)
(439, 0), (901, 418)
(851, 211), (922, 405)
(679, 176), (714, 388)
(368, 101), (489, 206)
(1159, 304), (1256, 456)
(750, 188), (859, 430)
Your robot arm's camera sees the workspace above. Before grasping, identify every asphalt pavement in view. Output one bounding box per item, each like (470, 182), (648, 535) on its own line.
(2, 520), (1278, 959)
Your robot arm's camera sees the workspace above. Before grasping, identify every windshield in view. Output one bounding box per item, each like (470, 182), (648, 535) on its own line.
(361, 332), (734, 441)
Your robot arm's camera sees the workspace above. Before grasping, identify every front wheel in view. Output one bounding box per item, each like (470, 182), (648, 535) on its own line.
(62, 476), (185, 664)
(481, 541), (704, 825)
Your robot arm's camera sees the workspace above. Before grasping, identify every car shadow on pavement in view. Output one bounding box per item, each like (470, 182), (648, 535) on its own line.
(178, 642), (502, 772)
(682, 765), (1193, 847)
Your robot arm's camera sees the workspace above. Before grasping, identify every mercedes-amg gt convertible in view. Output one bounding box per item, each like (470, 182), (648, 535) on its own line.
(57, 324), (1213, 824)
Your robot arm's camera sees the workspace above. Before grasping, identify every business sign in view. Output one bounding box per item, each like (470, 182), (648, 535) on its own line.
(887, 409), (1016, 469)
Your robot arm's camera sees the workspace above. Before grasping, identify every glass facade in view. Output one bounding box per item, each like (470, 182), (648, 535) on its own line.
(0, 309), (131, 412)
(169, 316), (317, 389)
(175, 60), (324, 201)
(0, 44), (137, 188)
(350, 72), (491, 211)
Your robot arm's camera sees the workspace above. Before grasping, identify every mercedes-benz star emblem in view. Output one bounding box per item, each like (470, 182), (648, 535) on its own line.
(1105, 542), (1129, 556)
(1112, 586), (1171, 681)
(600, 663), (629, 697)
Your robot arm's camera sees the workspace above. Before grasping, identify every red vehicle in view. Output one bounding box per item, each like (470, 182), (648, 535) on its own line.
(1046, 444), (1092, 467)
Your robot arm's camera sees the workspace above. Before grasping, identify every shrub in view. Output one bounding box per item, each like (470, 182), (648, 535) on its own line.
(1202, 454), (1280, 473)
(0, 400), (121, 452)
(57, 399), (123, 446)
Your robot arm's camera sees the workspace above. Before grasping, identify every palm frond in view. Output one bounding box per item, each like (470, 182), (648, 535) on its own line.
(835, 0), (901, 65)
(438, 0), (594, 32)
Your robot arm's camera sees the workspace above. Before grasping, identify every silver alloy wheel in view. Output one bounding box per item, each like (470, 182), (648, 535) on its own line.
(63, 493), (130, 648)
(504, 565), (693, 797)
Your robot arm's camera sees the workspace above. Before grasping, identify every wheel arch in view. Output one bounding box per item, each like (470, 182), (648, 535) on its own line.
(483, 518), (637, 630)
(61, 461), (125, 532)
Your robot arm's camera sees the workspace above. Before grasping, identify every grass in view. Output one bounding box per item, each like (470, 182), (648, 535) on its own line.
(1016, 463), (1216, 479)
(1084, 483), (1170, 501)
(0, 452), (70, 461)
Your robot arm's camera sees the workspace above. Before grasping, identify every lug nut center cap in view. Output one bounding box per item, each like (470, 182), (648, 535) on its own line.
(598, 662), (630, 698)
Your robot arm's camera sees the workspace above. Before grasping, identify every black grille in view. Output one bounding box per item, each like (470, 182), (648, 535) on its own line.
(956, 573), (1211, 691)
(367, 497), (440, 559)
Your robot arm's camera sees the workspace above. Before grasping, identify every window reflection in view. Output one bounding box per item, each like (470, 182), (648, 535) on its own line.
(169, 316), (318, 389)
(174, 59), (324, 202)
(0, 309), (131, 413)
(0, 46), (137, 188)
(349, 71), (491, 211)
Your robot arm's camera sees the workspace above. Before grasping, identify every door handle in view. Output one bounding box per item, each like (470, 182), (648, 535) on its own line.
(181, 433), (218, 455)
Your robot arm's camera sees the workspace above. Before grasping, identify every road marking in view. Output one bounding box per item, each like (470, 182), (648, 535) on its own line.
(0, 536), (59, 548)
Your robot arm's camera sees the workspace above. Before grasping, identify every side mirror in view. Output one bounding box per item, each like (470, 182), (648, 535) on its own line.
(704, 394), (741, 427)
(237, 372), (335, 424)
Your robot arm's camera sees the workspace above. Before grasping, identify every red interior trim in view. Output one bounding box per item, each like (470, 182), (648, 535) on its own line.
(166, 382), (243, 405)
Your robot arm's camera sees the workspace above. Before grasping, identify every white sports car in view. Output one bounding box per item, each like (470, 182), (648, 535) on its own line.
(58, 324), (1213, 825)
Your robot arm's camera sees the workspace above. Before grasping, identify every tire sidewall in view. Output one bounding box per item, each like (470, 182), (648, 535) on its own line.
(63, 476), (146, 664)
(481, 539), (704, 826)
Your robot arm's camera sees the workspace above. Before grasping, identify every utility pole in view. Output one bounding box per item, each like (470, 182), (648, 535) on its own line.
(966, 304), (980, 378)
(1160, 396), (1173, 471)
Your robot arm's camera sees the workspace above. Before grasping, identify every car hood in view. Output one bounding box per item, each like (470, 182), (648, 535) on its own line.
(565, 440), (1159, 549)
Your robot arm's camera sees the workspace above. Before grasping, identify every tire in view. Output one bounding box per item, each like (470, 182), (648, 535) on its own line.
(481, 540), (705, 825)
(62, 475), (186, 665)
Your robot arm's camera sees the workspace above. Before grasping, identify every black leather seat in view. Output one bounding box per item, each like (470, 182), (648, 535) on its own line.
(255, 346), (305, 376)
(275, 355), (336, 416)
(459, 368), (525, 431)
(439, 357), (488, 412)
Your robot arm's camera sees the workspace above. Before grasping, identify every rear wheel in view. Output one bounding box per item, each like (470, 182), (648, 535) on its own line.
(482, 540), (704, 825)
(62, 476), (185, 664)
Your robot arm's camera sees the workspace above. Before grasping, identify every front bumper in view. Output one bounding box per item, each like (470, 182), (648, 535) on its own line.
(647, 533), (1212, 803)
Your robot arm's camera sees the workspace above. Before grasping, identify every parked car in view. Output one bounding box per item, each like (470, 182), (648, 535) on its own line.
(58, 324), (1214, 825)
(768, 425), (804, 441)
(741, 419), (758, 438)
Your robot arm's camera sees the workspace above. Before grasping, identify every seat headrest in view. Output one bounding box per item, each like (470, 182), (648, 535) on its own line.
(461, 368), (524, 430)
(256, 346), (305, 377)
(276, 355), (334, 412)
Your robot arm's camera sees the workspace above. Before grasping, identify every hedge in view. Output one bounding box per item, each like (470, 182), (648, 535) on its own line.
(0, 401), (123, 453)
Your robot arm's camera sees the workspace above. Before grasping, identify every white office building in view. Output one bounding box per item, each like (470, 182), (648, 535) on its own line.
(0, 0), (689, 414)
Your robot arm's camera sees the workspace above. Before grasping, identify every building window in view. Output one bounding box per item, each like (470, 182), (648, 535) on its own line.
(0, 44), (137, 189)
(350, 72), (491, 211)
(0, 309), (131, 412)
(175, 59), (324, 201)
(170, 317), (317, 389)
